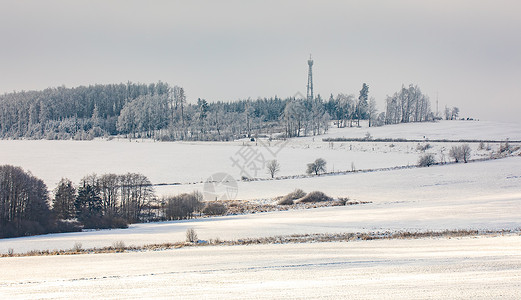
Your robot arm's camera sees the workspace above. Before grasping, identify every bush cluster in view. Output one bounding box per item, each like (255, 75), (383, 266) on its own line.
(418, 153), (436, 167)
(296, 191), (332, 203)
(277, 189), (307, 205)
(203, 202), (228, 215)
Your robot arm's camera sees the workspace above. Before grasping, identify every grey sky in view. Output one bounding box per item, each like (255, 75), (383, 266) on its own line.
(1, 0), (520, 122)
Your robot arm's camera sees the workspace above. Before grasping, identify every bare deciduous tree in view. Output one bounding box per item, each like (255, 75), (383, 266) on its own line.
(0, 165), (51, 238)
(306, 158), (327, 175)
(460, 144), (471, 163)
(266, 159), (280, 178)
(449, 146), (463, 163)
(449, 145), (471, 163)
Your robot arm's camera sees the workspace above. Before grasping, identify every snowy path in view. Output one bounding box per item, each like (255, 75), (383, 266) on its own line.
(1, 235), (520, 299)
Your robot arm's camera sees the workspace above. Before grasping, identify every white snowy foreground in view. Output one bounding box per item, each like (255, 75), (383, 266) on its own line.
(1, 235), (520, 299)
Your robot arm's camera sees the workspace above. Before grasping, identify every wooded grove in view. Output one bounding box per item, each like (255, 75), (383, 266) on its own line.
(0, 82), (436, 141)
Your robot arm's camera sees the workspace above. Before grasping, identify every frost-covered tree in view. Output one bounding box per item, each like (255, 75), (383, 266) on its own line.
(385, 84), (432, 124)
(282, 99), (305, 138)
(460, 144), (471, 163)
(367, 97), (378, 127)
(449, 146), (463, 163)
(451, 107), (460, 120)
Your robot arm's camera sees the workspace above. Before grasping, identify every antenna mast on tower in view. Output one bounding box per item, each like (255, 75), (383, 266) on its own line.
(307, 54), (314, 101)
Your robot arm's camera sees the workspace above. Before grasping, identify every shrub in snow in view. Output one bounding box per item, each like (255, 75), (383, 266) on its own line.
(416, 143), (431, 152)
(278, 189), (307, 205)
(112, 241), (126, 251)
(72, 242), (83, 252)
(277, 197), (295, 205)
(203, 202), (228, 215)
(186, 228), (198, 243)
(500, 141), (511, 154)
(296, 191), (332, 203)
(336, 197), (351, 205)
(164, 192), (204, 220)
(418, 153), (436, 167)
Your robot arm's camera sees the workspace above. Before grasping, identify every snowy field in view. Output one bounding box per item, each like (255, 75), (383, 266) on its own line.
(0, 120), (518, 196)
(1, 235), (520, 299)
(1, 156), (520, 254)
(320, 119), (521, 141)
(1, 120), (521, 298)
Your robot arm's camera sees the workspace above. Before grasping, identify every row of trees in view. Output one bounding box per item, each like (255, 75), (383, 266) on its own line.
(0, 166), (158, 238)
(162, 192), (204, 220)
(0, 165), (52, 238)
(0, 82), (170, 139)
(53, 173), (156, 228)
(385, 84), (432, 124)
(1, 81), (439, 141)
(418, 144), (472, 167)
(0, 165), (232, 239)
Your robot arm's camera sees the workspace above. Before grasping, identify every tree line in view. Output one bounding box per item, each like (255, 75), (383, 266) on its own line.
(0, 82), (170, 139)
(384, 84), (433, 124)
(0, 166), (159, 238)
(0, 165), (226, 239)
(52, 173), (156, 229)
(1, 81), (440, 141)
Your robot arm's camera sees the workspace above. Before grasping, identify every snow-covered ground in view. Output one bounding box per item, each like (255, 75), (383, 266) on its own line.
(320, 119), (521, 141)
(1, 235), (520, 299)
(1, 120), (521, 298)
(1, 156), (520, 254)
(0, 138), (420, 190)
(0, 120), (517, 195)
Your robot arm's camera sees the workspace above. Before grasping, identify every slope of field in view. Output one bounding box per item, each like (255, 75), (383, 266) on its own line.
(1, 120), (521, 299)
(1, 157), (519, 254)
(1, 235), (520, 299)
(318, 119), (521, 141)
(0, 120), (518, 194)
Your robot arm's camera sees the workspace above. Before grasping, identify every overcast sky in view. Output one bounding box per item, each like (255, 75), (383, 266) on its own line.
(1, 0), (520, 122)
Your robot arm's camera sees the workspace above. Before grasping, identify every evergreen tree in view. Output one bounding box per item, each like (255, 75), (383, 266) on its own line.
(53, 178), (77, 220)
(75, 182), (102, 228)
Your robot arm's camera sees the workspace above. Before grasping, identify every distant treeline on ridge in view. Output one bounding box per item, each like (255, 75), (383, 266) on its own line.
(0, 81), (442, 141)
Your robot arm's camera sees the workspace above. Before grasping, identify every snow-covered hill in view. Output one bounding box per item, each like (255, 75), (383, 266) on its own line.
(1, 120), (521, 299)
(0, 120), (518, 195)
(1, 156), (519, 254)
